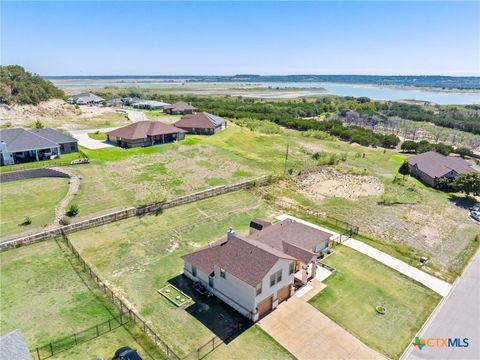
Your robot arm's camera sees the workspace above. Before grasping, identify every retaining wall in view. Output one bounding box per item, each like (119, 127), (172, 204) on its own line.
(0, 167), (70, 183)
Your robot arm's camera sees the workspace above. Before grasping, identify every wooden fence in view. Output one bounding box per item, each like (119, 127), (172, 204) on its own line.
(0, 175), (275, 250)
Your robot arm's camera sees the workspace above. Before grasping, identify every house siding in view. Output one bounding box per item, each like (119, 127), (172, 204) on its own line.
(254, 259), (294, 311)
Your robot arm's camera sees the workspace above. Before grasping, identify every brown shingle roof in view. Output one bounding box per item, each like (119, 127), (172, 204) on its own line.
(106, 121), (185, 140)
(174, 112), (225, 129)
(182, 235), (294, 287)
(163, 101), (196, 112)
(406, 151), (474, 178)
(249, 219), (332, 253)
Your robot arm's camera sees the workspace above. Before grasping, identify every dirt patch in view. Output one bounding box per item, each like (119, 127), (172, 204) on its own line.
(298, 167), (384, 200)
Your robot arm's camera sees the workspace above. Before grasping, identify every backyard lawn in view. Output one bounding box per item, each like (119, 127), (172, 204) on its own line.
(0, 238), (166, 360)
(309, 246), (441, 359)
(0, 177), (69, 239)
(67, 190), (291, 359)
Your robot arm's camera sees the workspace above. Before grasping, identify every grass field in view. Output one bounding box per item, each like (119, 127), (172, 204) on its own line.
(87, 131), (107, 141)
(0, 239), (166, 360)
(309, 246), (441, 359)
(67, 190), (291, 359)
(0, 177), (69, 238)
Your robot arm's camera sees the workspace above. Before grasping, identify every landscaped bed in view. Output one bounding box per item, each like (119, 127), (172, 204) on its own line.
(309, 245), (441, 359)
(158, 284), (192, 307)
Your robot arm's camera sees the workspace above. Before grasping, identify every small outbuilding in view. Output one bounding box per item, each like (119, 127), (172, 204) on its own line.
(173, 112), (226, 135)
(106, 121), (185, 148)
(163, 101), (196, 115)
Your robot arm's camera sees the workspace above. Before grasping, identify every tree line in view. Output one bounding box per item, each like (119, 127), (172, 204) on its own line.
(0, 65), (65, 105)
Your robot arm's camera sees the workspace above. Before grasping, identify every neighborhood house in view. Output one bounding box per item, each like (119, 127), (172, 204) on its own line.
(106, 121), (185, 148)
(67, 92), (105, 105)
(406, 151), (475, 187)
(0, 128), (78, 166)
(163, 101), (196, 115)
(174, 112), (226, 135)
(132, 100), (170, 110)
(182, 218), (333, 321)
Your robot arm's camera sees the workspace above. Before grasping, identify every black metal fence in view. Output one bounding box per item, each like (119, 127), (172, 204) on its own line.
(31, 314), (131, 360)
(62, 234), (182, 360)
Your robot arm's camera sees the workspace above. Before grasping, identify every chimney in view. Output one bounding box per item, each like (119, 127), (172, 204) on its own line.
(227, 227), (235, 241)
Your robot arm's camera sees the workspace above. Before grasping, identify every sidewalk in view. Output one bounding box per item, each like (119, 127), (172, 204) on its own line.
(275, 214), (452, 297)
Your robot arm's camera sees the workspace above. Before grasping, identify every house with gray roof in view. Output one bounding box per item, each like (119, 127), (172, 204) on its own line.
(174, 112), (225, 135)
(0, 128), (77, 166)
(0, 329), (33, 360)
(68, 92), (104, 105)
(132, 100), (170, 110)
(406, 151), (475, 187)
(181, 219), (333, 321)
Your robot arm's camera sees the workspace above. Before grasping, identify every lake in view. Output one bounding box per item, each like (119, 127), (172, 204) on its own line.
(50, 78), (480, 105)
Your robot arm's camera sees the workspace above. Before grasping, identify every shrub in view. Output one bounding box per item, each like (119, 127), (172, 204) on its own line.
(67, 204), (79, 217)
(398, 162), (410, 175)
(33, 120), (44, 129)
(20, 216), (32, 226)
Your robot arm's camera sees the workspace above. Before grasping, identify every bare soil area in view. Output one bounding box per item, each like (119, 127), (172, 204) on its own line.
(298, 167), (384, 200)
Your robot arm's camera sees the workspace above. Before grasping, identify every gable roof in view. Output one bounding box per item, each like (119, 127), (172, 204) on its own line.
(182, 235), (294, 287)
(0, 329), (33, 360)
(106, 121), (185, 140)
(163, 101), (196, 112)
(249, 218), (333, 253)
(174, 112), (225, 129)
(406, 151), (474, 178)
(0, 128), (74, 152)
(68, 92), (104, 103)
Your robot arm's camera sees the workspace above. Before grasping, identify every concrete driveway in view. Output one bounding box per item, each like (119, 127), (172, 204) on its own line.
(69, 127), (117, 149)
(258, 296), (384, 360)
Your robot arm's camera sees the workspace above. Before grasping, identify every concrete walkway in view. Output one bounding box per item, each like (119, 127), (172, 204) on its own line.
(69, 127), (117, 149)
(275, 214), (452, 297)
(258, 296), (385, 360)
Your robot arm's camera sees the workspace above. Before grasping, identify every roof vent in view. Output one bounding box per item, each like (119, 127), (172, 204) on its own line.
(227, 227), (235, 241)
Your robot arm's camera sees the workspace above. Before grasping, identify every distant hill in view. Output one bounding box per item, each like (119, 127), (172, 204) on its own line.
(0, 65), (65, 105)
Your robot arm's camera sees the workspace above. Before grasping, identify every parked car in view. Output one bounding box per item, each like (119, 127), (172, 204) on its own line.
(112, 347), (143, 360)
(471, 211), (480, 222)
(470, 204), (480, 212)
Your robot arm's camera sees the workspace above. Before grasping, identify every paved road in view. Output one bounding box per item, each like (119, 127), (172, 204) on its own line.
(403, 250), (480, 360)
(69, 127), (117, 149)
(275, 214), (452, 297)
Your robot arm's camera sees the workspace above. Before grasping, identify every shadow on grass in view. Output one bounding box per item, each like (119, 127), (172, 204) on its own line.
(447, 194), (477, 209)
(168, 275), (252, 344)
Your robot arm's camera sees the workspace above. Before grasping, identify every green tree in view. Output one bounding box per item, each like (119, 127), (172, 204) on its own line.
(454, 147), (473, 158)
(400, 140), (418, 153)
(452, 173), (480, 196)
(398, 162), (410, 176)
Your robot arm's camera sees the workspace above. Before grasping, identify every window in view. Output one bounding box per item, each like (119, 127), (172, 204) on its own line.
(289, 262), (295, 275)
(276, 270), (282, 283)
(220, 268), (226, 278)
(256, 282), (262, 296)
(192, 266), (197, 277)
(209, 277), (214, 287)
(270, 274), (276, 287)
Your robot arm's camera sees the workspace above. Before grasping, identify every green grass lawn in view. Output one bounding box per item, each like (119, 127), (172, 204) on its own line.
(309, 246), (441, 359)
(87, 131), (107, 141)
(0, 177), (69, 238)
(205, 325), (295, 360)
(67, 190), (289, 359)
(0, 239), (166, 360)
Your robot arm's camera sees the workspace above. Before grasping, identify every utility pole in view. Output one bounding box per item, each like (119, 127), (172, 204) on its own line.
(283, 143), (289, 176)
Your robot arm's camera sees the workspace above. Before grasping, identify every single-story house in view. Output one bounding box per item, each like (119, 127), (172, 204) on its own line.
(67, 93), (105, 105)
(0, 128), (78, 166)
(173, 112), (226, 135)
(0, 329), (33, 360)
(106, 98), (124, 107)
(163, 101), (196, 115)
(106, 121), (186, 148)
(182, 218), (333, 321)
(132, 100), (170, 110)
(406, 151), (475, 187)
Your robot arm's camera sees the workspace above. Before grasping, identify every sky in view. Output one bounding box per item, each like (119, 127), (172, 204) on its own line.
(1, 1), (479, 76)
